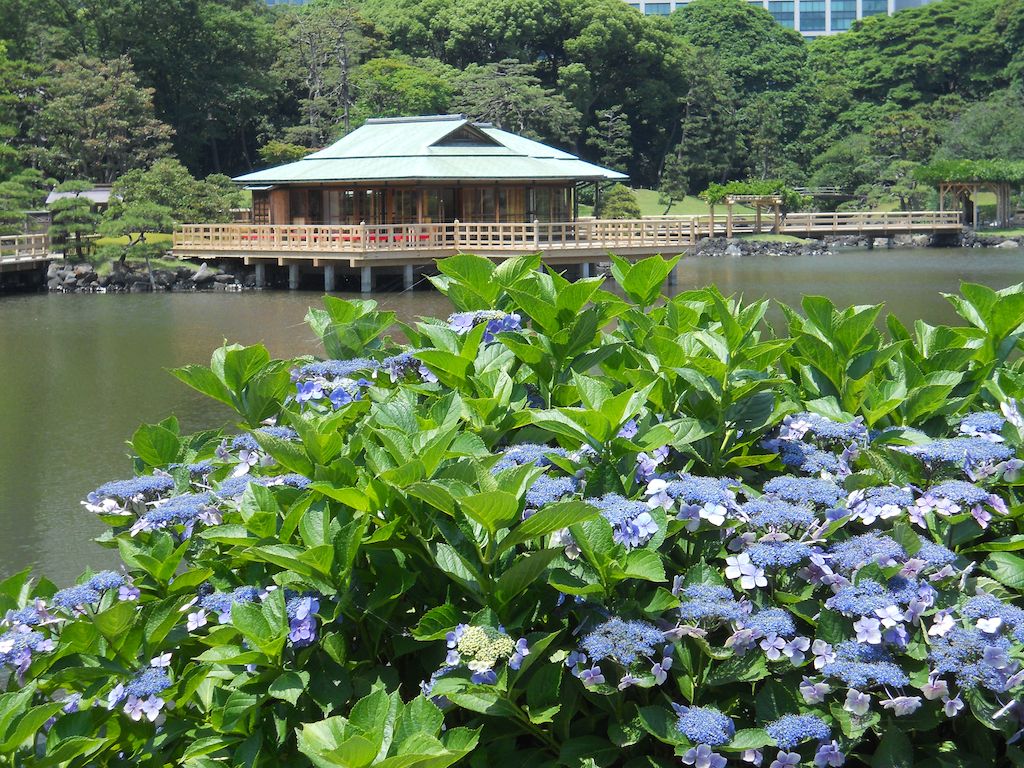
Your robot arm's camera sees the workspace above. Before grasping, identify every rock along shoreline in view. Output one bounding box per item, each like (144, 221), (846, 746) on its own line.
(25, 229), (1024, 294)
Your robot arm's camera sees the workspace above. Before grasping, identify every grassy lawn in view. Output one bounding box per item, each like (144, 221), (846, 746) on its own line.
(580, 189), (755, 217)
(980, 228), (1024, 238)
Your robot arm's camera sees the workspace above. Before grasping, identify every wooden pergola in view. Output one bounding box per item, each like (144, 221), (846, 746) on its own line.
(724, 195), (782, 237)
(937, 181), (1014, 229)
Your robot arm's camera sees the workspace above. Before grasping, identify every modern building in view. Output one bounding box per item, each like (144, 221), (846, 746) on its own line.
(627, 0), (936, 36)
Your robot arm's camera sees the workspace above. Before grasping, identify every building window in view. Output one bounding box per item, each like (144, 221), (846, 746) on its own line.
(862, 0), (888, 15)
(768, 1), (795, 27)
(799, 0), (826, 30)
(831, 0), (858, 29)
(252, 192), (270, 225)
(643, 3), (671, 15)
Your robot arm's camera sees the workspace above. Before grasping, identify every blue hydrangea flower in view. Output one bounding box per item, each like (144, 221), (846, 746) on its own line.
(762, 476), (845, 508)
(676, 706), (735, 746)
(962, 594), (1024, 643)
(778, 442), (848, 478)
(829, 532), (906, 572)
(286, 594), (321, 647)
(494, 443), (568, 471)
(780, 412), (867, 445)
(743, 608), (796, 638)
(124, 667), (171, 698)
(230, 426), (298, 452)
(87, 571), (126, 591)
(580, 618), (665, 666)
(51, 584), (102, 611)
(747, 541), (813, 568)
(821, 641), (910, 688)
(525, 475), (577, 509)
(200, 586), (261, 623)
(133, 492), (215, 535)
(293, 359), (379, 380)
(588, 494), (659, 549)
(929, 628), (1017, 691)
(913, 537), (957, 568)
(825, 577), (916, 616)
(923, 480), (991, 506)
(959, 411), (1005, 437)
(447, 311), (522, 343)
(904, 438), (1013, 474)
(88, 475), (174, 503)
(743, 497), (816, 530)
(678, 585), (745, 624)
(0, 629), (53, 671)
(765, 714), (830, 750)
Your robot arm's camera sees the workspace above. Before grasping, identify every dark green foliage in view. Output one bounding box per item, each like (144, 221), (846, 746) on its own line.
(47, 180), (100, 260)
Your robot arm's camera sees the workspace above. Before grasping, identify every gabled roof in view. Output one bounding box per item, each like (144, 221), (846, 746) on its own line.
(45, 186), (113, 206)
(235, 115), (627, 185)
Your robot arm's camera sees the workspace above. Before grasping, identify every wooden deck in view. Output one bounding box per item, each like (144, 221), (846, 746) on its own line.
(0, 234), (51, 273)
(173, 211), (963, 267)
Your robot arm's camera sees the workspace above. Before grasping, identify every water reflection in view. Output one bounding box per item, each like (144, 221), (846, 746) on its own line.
(0, 247), (1020, 581)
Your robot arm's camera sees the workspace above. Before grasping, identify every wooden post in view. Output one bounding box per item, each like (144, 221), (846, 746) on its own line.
(755, 205), (762, 234)
(454, 219), (461, 251)
(288, 264), (300, 290)
(254, 263), (265, 288)
(533, 218), (540, 250)
(773, 202), (780, 234)
(726, 202), (734, 238)
(709, 205), (715, 238)
(973, 185), (980, 230)
(689, 217), (695, 244)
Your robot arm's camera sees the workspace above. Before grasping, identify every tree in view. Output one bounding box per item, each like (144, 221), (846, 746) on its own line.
(274, 0), (376, 146)
(0, 42), (45, 178)
(110, 159), (241, 225)
(350, 57), (453, 126)
(586, 106), (631, 171)
(941, 88), (1024, 160)
(595, 183), (640, 219)
(34, 56), (173, 183)
(258, 140), (310, 167)
(48, 180), (100, 260)
(0, 168), (51, 235)
(658, 153), (689, 215)
(453, 59), (580, 146)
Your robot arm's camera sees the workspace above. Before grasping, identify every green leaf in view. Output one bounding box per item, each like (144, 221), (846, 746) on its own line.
(724, 729), (771, 752)
(982, 552), (1024, 590)
(497, 500), (599, 554)
(706, 654), (768, 686)
(269, 671), (310, 706)
(494, 548), (561, 605)
(621, 549), (666, 582)
(131, 422), (181, 467)
(871, 727), (913, 768)
(460, 490), (520, 534)
(412, 605), (461, 641)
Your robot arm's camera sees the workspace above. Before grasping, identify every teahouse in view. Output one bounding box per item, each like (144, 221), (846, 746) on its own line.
(234, 114), (627, 227)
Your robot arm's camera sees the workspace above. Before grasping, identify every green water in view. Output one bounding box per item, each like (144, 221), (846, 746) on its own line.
(0, 247), (1021, 583)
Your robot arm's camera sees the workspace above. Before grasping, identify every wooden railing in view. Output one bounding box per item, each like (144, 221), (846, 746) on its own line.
(0, 233), (49, 263)
(173, 212), (964, 256)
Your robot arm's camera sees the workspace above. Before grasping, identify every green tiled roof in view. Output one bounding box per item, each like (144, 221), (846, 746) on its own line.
(234, 115), (627, 185)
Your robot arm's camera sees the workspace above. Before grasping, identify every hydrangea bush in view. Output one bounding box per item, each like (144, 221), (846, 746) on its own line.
(2, 253), (1024, 767)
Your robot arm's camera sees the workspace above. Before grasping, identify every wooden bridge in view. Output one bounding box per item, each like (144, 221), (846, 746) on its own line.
(0, 234), (51, 273)
(173, 210), (963, 287)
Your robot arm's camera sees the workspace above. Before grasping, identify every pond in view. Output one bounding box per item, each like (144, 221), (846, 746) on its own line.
(0, 246), (1021, 583)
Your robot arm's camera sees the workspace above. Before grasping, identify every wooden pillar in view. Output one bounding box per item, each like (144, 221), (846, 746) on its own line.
(360, 265), (372, 294)
(254, 263), (266, 288)
(726, 202), (734, 238)
(709, 205), (715, 237)
(973, 184), (980, 230)
(755, 205), (762, 234)
(403, 264), (414, 291)
(288, 264), (300, 290)
(324, 263), (336, 293)
(773, 203), (781, 234)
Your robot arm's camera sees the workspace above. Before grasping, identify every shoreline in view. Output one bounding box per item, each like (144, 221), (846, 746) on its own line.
(3, 231), (1021, 295)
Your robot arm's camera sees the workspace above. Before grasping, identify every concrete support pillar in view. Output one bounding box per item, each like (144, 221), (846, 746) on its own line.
(288, 264), (300, 290)
(580, 262), (591, 279)
(254, 263), (266, 288)
(324, 263), (336, 293)
(360, 266), (373, 294)
(667, 265), (678, 286)
(403, 264), (414, 291)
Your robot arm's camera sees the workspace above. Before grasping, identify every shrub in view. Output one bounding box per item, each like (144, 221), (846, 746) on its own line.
(596, 183), (641, 219)
(2, 254), (1024, 767)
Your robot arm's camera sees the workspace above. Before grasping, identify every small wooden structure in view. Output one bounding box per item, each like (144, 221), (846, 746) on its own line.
(724, 195), (782, 237)
(937, 180), (1014, 229)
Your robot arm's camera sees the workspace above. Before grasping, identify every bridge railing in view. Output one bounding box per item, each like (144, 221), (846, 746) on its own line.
(0, 233), (49, 263)
(173, 212), (963, 256)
